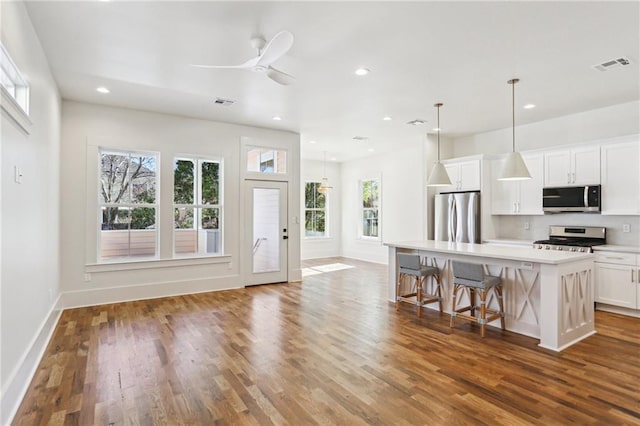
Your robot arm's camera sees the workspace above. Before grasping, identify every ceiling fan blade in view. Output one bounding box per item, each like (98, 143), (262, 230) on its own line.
(257, 30), (294, 66)
(190, 56), (260, 69)
(266, 67), (296, 85)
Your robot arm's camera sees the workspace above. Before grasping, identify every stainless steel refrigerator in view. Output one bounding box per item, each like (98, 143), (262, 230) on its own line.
(434, 191), (481, 243)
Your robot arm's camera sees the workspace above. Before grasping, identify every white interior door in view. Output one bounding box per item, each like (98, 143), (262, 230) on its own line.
(245, 180), (288, 285)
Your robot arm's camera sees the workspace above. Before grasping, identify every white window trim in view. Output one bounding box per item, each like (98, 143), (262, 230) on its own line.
(97, 148), (160, 262)
(0, 42), (31, 134)
(173, 155), (224, 258)
(303, 180), (330, 239)
(358, 176), (382, 241)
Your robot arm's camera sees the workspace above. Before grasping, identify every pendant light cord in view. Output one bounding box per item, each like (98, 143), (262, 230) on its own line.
(434, 102), (443, 161)
(508, 78), (519, 153)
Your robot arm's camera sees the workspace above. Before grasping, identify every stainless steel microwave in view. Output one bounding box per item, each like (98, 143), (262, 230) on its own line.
(542, 185), (601, 213)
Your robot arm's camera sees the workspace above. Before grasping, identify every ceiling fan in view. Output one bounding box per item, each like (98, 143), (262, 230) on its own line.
(191, 30), (295, 85)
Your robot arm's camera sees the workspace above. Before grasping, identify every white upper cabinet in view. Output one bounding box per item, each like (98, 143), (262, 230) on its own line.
(601, 137), (640, 215)
(491, 152), (544, 215)
(442, 159), (480, 192)
(544, 145), (600, 187)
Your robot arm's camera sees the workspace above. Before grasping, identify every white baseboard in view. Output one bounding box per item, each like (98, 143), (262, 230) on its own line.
(2, 295), (62, 426)
(596, 303), (640, 318)
(62, 274), (242, 309)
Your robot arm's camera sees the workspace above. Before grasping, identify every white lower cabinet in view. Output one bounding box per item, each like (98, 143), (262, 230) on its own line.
(595, 251), (640, 309)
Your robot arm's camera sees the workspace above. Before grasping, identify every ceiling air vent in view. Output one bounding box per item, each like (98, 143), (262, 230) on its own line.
(352, 136), (369, 141)
(592, 57), (631, 72)
(407, 119), (426, 126)
(213, 97), (235, 106)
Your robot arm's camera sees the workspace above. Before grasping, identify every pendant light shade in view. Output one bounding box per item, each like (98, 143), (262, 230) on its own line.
(498, 78), (531, 181)
(317, 151), (332, 194)
(427, 103), (452, 187)
(317, 177), (330, 194)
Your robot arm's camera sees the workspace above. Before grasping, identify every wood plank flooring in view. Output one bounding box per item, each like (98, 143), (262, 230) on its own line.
(13, 257), (640, 425)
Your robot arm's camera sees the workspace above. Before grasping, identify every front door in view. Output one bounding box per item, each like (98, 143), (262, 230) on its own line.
(245, 180), (288, 285)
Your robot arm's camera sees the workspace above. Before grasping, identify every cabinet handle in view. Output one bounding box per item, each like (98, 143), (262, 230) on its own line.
(632, 269), (635, 283)
(517, 202), (520, 213)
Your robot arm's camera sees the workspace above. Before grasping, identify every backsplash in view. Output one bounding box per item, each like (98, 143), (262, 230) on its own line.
(492, 214), (640, 246)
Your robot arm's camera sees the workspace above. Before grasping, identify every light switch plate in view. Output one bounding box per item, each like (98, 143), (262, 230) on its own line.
(523, 222), (530, 230)
(622, 224), (630, 233)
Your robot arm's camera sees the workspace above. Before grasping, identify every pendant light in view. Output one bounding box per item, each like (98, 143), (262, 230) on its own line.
(317, 151), (332, 194)
(498, 78), (531, 180)
(427, 102), (452, 186)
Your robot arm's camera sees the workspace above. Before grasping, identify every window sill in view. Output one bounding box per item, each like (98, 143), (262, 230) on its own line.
(1, 86), (31, 135)
(86, 255), (232, 273)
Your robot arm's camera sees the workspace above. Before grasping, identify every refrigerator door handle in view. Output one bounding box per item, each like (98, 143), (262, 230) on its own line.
(450, 199), (457, 242)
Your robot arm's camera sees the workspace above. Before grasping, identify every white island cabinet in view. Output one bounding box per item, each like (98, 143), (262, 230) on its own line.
(385, 241), (595, 352)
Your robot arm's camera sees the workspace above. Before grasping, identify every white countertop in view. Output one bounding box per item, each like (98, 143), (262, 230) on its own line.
(384, 240), (594, 264)
(593, 244), (640, 254)
(483, 238), (535, 246)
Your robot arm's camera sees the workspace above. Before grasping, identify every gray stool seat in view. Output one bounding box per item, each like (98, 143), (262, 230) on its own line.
(396, 253), (443, 317)
(399, 264), (439, 277)
(450, 261), (505, 337)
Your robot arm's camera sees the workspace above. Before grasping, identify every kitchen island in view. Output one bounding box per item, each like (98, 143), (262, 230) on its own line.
(386, 241), (595, 351)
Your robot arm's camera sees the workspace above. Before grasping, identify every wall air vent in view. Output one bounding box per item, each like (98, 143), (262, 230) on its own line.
(213, 97), (235, 106)
(592, 57), (631, 72)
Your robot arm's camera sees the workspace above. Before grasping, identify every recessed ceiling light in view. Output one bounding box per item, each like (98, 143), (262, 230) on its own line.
(367, 148), (374, 152)
(309, 140), (316, 144)
(383, 116), (392, 121)
(330, 157), (337, 161)
(523, 104), (536, 109)
(272, 116), (282, 121)
(96, 87), (110, 94)
(407, 119), (426, 126)
(354, 68), (370, 76)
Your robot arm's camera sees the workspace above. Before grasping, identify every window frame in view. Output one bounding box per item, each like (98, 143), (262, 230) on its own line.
(173, 155), (224, 258)
(359, 177), (381, 241)
(0, 41), (31, 133)
(97, 148), (160, 262)
(303, 180), (329, 239)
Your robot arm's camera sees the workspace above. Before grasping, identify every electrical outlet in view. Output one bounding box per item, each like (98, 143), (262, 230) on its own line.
(622, 224), (630, 233)
(523, 222), (530, 230)
(84, 273), (91, 282)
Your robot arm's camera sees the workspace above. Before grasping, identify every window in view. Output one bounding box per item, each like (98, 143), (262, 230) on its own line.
(360, 179), (380, 239)
(99, 150), (158, 259)
(174, 157), (222, 256)
(247, 147), (287, 174)
(304, 182), (327, 237)
(0, 42), (29, 115)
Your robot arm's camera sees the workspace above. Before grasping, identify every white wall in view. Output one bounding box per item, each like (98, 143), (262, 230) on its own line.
(1, 2), (62, 423)
(341, 143), (425, 264)
(451, 101), (640, 158)
(60, 101), (300, 306)
(451, 101), (640, 245)
(300, 159), (341, 259)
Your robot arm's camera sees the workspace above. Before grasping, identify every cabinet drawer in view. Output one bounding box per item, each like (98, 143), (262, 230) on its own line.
(594, 252), (637, 265)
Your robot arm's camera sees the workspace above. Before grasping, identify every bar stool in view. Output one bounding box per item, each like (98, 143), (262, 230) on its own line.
(396, 253), (443, 317)
(450, 261), (505, 337)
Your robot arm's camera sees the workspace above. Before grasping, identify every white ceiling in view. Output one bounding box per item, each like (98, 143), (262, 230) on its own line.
(25, 1), (640, 162)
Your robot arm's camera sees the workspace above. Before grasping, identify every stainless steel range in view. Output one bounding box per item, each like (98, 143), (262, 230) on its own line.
(533, 226), (606, 253)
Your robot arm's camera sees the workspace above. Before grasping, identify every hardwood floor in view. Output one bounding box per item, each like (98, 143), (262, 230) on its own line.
(13, 257), (640, 425)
